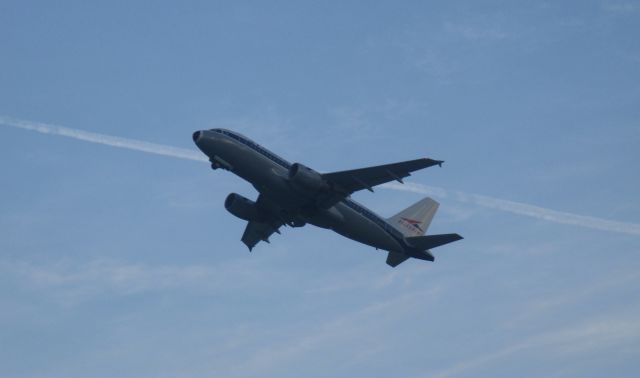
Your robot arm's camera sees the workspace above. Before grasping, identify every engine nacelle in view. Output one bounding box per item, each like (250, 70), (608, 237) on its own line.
(288, 163), (329, 192)
(224, 193), (262, 221)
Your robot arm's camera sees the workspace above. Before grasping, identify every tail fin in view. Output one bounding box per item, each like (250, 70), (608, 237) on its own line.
(385, 197), (463, 268)
(387, 197), (439, 237)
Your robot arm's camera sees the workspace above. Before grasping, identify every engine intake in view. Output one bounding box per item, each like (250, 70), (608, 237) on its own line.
(288, 163), (328, 192)
(224, 193), (262, 221)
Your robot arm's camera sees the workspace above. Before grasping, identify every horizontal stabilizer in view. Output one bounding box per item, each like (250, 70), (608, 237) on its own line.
(405, 233), (463, 250)
(386, 251), (410, 267)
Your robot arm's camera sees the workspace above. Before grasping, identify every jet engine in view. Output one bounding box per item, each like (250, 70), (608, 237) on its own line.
(224, 193), (262, 221)
(288, 163), (329, 193)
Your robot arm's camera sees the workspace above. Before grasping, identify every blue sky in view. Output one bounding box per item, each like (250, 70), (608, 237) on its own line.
(1, 1), (639, 377)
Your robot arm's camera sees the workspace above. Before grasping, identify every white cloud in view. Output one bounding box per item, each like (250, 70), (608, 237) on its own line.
(0, 257), (280, 306)
(426, 315), (640, 378)
(444, 22), (508, 41)
(503, 267), (640, 330)
(602, 2), (640, 13)
(223, 285), (442, 377)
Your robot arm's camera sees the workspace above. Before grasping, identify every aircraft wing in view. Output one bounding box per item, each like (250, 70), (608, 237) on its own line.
(240, 195), (284, 251)
(241, 220), (283, 251)
(322, 158), (442, 195)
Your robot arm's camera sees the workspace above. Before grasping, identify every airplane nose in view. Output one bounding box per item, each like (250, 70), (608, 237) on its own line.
(192, 131), (202, 143)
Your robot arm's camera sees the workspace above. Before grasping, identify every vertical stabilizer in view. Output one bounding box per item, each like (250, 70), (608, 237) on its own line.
(387, 197), (439, 237)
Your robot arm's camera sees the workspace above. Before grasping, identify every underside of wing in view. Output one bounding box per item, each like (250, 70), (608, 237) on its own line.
(239, 194), (285, 251)
(317, 158), (442, 208)
(322, 158), (442, 195)
(241, 220), (282, 251)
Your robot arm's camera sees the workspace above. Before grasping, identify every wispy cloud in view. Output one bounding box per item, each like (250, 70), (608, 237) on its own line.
(381, 182), (640, 236)
(444, 22), (508, 41)
(224, 285), (442, 378)
(0, 257), (280, 306)
(426, 315), (640, 378)
(505, 268), (640, 328)
(602, 1), (640, 13)
(3, 116), (639, 236)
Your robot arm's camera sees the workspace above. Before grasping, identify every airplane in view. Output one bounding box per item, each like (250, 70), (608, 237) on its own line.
(192, 129), (462, 267)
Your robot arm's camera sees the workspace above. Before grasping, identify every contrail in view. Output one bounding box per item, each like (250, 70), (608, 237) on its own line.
(0, 116), (208, 162)
(2, 116), (639, 236)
